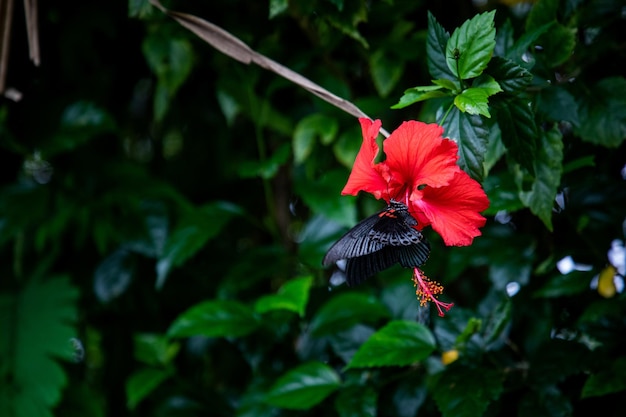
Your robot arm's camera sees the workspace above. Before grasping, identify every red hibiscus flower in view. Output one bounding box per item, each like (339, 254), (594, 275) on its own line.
(341, 118), (490, 315)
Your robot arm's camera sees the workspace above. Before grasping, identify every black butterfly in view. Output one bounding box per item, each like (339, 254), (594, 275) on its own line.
(323, 200), (430, 286)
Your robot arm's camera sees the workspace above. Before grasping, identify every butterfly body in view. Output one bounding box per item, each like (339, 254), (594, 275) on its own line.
(323, 201), (430, 285)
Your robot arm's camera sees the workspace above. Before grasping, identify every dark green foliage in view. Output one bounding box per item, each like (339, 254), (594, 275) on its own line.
(1, 0), (626, 416)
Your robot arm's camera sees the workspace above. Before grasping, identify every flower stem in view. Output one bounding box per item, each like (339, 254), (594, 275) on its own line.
(439, 101), (455, 126)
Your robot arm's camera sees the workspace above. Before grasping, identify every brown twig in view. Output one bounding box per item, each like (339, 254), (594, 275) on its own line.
(0, 0), (15, 94)
(149, 0), (390, 137)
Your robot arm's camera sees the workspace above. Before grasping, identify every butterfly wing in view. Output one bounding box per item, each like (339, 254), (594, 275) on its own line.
(322, 211), (387, 266)
(344, 239), (431, 286)
(324, 201), (431, 286)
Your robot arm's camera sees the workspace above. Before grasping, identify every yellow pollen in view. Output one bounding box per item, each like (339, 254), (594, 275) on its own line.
(412, 272), (444, 306)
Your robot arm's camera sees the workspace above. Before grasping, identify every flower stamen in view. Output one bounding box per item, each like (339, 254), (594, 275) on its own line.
(412, 267), (453, 317)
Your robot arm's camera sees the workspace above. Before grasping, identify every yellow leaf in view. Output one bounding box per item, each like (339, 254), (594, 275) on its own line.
(597, 265), (618, 298)
(441, 349), (459, 365)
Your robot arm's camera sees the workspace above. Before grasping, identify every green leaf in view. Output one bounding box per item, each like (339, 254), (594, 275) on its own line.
(525, 0), (558, 30)
(333, 126), (362, 168)
(483, 122), (506, 174)
(0, 277), (79, 417)
(254, 276), (313, 317)
(486, 56), (533, 95)
(454, 317), (482, 348)
(309, 293), (390, 336)
(237, 142), (291, 179)
(433, 78), (461, 91)
(167, 299), (259, 338)
(526, 0), (576, 66)
(142, 34), (194, 121)
(265, 362), (341, 410)
(370, 49), (404, 97)
(481, 298), (512, 348)
(540, 23), (577, 67)
(505, 22), (554, 67)
(454, 88), (492, 118)
(442, 107), (489, 181)
(128, 0), (153, 18)
(133, 333), (180, 366)
(483, 172), (524, 215)
(293, 114), (339, 163)
(519, 126), (563, 231)
(346, 320), (436, 369)
(446, 11), (496, 80)
(533, 270), (591, 298)
(537, 86), (580, 125)
(576, 77), (626, 148)
(295, 169), (357, 227)
(391, 85), (449, 109)
(494, 19), (514, 57)
(334, 385), (377, 417)
(582, 357), (626, 398)
(426, 11), (454, 80)
(156, 201), (241, 289)
(494, 98), (538, 175)
(45, 101), (116, 158)
(431, 364), (503, 417)
(126, 368), (172, 410)
(472, 74), (503, 96)
(269, 0), (288, 18)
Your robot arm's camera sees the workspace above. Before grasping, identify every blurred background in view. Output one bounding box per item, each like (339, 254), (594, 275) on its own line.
(1, 0), (625, 416)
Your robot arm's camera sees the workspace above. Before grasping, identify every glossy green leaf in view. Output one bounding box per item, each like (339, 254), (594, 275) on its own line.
(265, 362), (341, 409)
(486, 56), (532, 95)
(426, 11), (454, 80)
(576, 77), (626, 148)
(293, 114), (339, 163)
(126, 368), (172, 410)
(582, 357), (626, 398)
(494, 98), (538, 175)
(167, 299), (259, 338)
(446, 11), (496, 80)
(346, 320), (436, 369)
(442, 107), (489, 181)
(255, 276), (313, 317)
(454, 87), (492, 117)
(431, 364), (503, 417)
(391, 85), (448, 109)
(0, 277), (78, 417)
(519, 126), (563, 231)
(335, 385), (377, 417)
(472, 74), (502, 96)
(156, 202), (241, 289)
(309, 293), (390, 336)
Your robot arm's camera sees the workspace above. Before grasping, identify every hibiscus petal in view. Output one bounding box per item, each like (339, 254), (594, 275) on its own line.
(412, 171), (490, 246)
(383, 121), (459, 193)
(341, 118), (389, 199)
